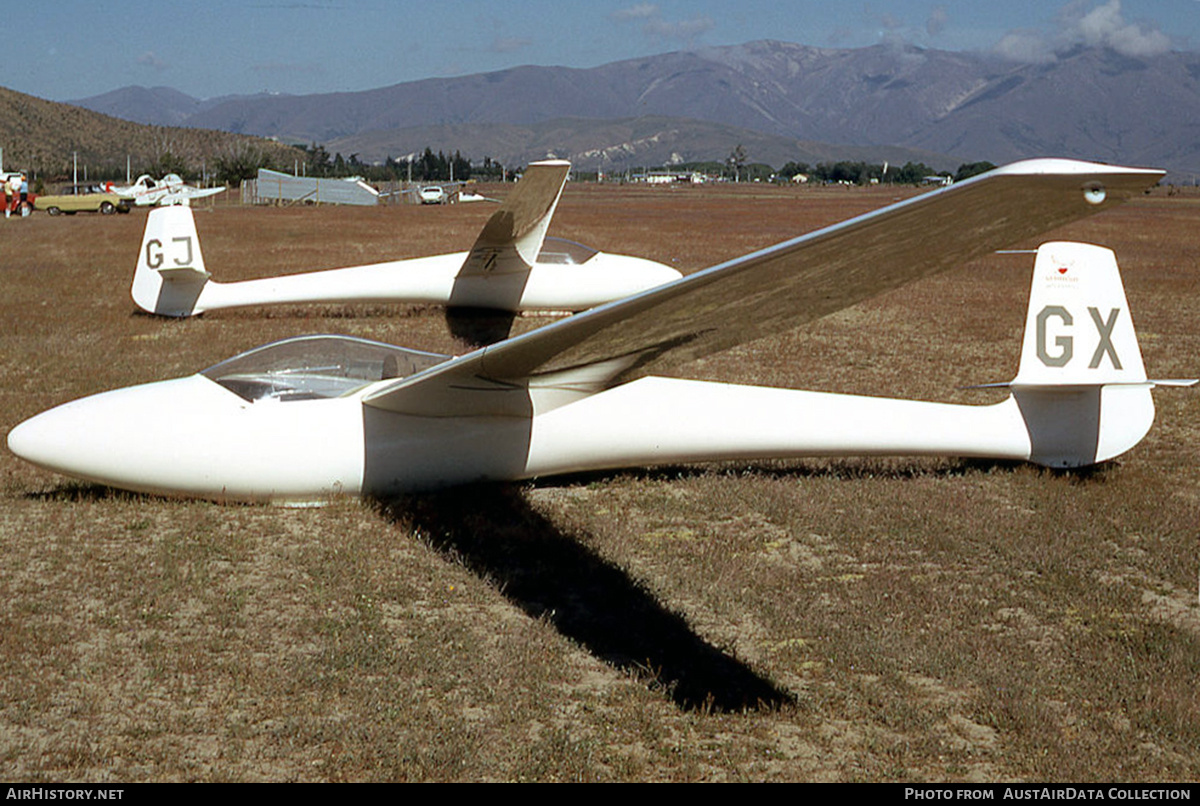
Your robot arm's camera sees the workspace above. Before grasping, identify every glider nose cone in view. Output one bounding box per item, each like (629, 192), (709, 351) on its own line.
(9, 375), (366, 501)
(7, 409), (67, 471)
(625, 257), (683, 294)
(5, 377), (220, 492)
(8, 385), (164, 484)
(651, 262), (685, 286)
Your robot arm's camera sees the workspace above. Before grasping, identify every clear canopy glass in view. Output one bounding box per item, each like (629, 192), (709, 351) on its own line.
(536, 237), (598, 265)
(201, 335), (450, 402)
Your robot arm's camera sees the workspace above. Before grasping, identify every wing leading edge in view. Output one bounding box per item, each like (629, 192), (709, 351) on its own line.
(363, 159), (1164, 417)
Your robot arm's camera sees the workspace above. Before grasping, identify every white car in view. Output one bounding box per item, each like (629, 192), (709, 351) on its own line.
(418, 186), (448, 204)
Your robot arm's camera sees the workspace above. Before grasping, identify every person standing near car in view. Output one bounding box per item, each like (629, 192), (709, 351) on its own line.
(19, 175), (28, 216)
(5, 175), (17, 218)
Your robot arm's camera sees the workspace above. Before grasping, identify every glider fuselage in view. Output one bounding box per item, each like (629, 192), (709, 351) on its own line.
(185, 248), (682, 314)
(6, 369), (1155, 503)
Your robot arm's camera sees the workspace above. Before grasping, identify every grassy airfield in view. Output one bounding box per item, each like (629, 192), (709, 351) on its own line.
(0, 180), (1197, 782)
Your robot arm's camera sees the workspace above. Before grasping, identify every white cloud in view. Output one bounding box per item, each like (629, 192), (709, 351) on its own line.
(137, 51), (169, 72)
(994, 0), (1172, 62)
(612, 4), (714, 45)
(926, 6), (948, 38)
(611, 3), (658, 21)
(1063, 0), (1171, 57)
(993, 30), (1057, 63)
(491, 36), (532, 54)
(642, 15), (715, 42)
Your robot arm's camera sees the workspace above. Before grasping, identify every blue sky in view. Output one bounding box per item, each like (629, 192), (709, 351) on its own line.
(8, 1), (1198, 101)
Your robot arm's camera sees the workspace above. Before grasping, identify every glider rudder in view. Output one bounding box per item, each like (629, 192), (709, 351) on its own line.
(457, 159), (571, 278)
(1010, 242), (1154, 467)
(131, 206), (212, 317)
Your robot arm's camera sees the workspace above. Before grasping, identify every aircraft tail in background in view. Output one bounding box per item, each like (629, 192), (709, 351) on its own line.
(130, 205), (211, 317)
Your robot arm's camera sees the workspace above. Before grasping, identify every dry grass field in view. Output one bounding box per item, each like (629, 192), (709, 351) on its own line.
(0, 180), (1197, 782)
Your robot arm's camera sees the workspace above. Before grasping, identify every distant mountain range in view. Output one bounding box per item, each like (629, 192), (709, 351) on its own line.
(69, 40), (1200, 177)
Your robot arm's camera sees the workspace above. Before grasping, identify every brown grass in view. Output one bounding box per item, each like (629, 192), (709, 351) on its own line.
(0, 182), (1197, 781)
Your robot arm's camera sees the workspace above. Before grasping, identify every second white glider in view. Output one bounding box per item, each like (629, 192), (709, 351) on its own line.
(131, 160), (683, 317)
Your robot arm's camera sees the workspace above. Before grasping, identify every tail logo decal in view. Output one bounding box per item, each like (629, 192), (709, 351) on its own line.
(145, 236), (194, 270)
(1035, 305), (1122, 370)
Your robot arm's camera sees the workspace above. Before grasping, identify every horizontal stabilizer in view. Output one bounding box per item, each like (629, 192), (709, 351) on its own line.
(969, 378), (1196, 390)
(157, 265), (211, 282)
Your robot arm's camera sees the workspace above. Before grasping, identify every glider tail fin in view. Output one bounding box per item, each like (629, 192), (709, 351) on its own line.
(456, 159), (570, 279)
(1013, 241), (1146, 389)
(131, 205), (212, 317)
(1008, 241), (1165, 467)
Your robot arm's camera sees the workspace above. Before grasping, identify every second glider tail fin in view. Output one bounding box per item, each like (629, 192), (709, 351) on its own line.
(456, 159), (570, 279)
(131, 205), (212, 317)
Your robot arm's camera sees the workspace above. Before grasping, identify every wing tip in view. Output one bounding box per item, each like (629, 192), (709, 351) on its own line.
(990, 158), (1165, 179)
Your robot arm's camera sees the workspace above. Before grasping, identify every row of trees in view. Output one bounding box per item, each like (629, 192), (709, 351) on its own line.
(153, 139), (998, 189)
(725, 144), (995, 185)
(298, 145), (506, 183)
(140, 143), (511, 186)
(592, 158), (994, 185)
(776, 159), (996, 185)
(594, 147), (995, 186)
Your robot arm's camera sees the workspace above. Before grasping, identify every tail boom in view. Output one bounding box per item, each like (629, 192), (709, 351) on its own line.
(521, 241), (1187, 476)
(522, 378), (1040, 479)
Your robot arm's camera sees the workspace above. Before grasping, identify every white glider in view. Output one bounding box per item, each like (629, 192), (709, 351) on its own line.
(131, 160), (682, 317)
(109, 173), (226, 207)
(10, 159), (1193, 503)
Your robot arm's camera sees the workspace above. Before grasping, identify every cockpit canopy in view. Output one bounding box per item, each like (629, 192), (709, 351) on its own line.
(536, 237), (598, 265)
(201, 335), (450, 403)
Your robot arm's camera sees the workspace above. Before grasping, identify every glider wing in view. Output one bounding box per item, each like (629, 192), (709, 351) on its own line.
(363, 159), (1164, 417)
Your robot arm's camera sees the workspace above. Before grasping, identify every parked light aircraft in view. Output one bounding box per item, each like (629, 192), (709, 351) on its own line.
(131, 160), (683, 317)
(9, 159), (1193, 504)
(108, 173), (225, 207)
